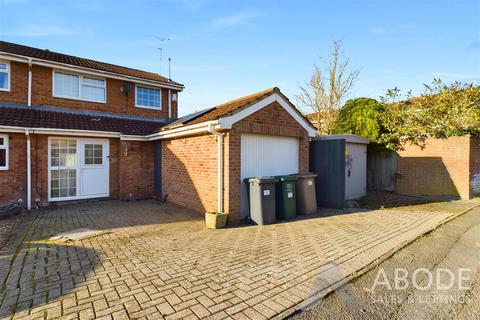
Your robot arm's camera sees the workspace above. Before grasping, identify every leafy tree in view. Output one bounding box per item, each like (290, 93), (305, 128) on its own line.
(334, 97), (385, 141)
(379, 79), (480, 150)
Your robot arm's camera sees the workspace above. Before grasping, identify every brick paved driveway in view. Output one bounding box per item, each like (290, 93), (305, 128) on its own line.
(0, 200), (477, 320)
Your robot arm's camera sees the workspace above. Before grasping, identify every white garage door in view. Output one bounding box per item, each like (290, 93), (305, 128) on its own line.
(240, 133), (299, 218)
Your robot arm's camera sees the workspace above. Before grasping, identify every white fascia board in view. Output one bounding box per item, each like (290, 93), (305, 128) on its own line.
(0, 125), (122, 138)
(0, 126), (26, 133)
(31, 128), (119, 137)
(146, 121), (219, 140)
(217, 93), (318, 137)
(120, 135), (149, 141)
(0, 123), (220, 141)
(0, 52), (184, 91)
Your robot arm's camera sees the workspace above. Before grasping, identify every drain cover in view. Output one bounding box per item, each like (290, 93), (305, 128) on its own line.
(50, 228), (107, 241)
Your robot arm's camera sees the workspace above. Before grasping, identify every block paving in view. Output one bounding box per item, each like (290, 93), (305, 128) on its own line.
(0, 199), (477, 320)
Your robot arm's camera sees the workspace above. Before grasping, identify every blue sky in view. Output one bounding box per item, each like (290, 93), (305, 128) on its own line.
(0, 0), (479, 115)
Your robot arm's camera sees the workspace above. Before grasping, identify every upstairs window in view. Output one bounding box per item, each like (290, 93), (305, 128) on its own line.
(53, 71), (106, 103)
(136, 85), (161, 109)
(0, 135), (9, 170)
(0, 62), (10, 91)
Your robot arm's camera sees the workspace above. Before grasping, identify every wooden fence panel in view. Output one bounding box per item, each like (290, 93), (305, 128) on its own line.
(367, 151), (397, 191)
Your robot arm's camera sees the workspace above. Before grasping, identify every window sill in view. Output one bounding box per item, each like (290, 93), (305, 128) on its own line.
(53, 94), (107, 104)
(135, 104), (163, 110)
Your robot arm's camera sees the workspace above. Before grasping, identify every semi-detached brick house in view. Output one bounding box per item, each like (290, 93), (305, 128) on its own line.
(0, 41), (316, 224)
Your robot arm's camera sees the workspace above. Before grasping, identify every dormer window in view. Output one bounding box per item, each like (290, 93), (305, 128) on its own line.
(0, 61), (10, 92)
(136, 85), (161, 109)
(53, 71), (106, 103)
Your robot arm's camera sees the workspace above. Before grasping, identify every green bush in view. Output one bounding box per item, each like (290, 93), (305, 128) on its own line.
(333, 98), (386, 151)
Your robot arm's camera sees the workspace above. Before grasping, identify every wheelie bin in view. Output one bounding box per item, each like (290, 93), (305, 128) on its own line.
(275, 175), (297, 220)
(244, 177), (278, 225)
(290, 173), (318, 214)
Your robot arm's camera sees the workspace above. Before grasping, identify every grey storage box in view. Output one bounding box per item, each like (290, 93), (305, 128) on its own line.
(244, 177), (278, 225)
(291, 173), (318, 214)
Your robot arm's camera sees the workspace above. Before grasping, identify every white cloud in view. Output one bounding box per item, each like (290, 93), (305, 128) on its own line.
(370, 27), (386, 35)
(370, 24), (416, 36)
(211, 13), (256, 29)
(0, 25), (78, 37)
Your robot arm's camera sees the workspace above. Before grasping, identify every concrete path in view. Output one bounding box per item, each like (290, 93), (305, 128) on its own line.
(290, 205), (480, 320)
(0, 199), (478, 320)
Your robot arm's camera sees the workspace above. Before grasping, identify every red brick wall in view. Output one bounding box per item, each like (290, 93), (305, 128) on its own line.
(161, 133), (219, 214)
(0, 133), (50, 206)
(0, 133), (151, 207)
(118, 140), (154, 200)
(0, 62), (28, 104)
(0, 61), (180, 120)
(0, 133), (27, 204)
(161, 101), (310, 224)
(396, 136), (472, 199)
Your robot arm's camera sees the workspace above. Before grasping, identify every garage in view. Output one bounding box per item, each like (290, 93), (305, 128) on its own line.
(159, 87), (317, 224)
(240, 133), (299, 218)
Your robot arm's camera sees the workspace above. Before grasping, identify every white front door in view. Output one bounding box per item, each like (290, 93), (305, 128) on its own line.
(240, 134), (299, 218)
(79, 140), (109, 198)
(49, 138), (109, 201)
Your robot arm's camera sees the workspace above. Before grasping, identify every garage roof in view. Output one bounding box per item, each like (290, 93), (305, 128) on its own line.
(184, 88), (279, 125)
(164, 87), (315, 129)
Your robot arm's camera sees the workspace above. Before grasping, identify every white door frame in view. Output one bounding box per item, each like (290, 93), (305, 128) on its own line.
(48, 137), (110, 202)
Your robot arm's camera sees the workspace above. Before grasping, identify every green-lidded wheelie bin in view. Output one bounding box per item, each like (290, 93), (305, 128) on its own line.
(275, 175), (298, 220)
(244, 177), (278, 225)
(289, 173), (318, 214)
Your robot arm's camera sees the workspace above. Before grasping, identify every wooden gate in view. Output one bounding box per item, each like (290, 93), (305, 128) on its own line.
(367, 150), (397, 191)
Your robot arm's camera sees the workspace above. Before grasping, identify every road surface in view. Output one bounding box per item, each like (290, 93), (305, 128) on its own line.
(289, 206), (480, 320)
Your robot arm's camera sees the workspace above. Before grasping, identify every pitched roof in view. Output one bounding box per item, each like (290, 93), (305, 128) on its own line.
(178, 87), (279, 126)
(0, 41), (183, 87)
(0, 105), (164, 135)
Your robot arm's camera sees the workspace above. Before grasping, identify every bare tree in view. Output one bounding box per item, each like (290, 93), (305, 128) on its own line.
(296, 40), (360, 134)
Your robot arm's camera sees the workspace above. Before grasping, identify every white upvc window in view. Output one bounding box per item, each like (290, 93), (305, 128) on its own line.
(135, 85), (162, 109)
(0, 135), (9, 170)
(0, 61), (10, 92)
(53, 71), (106, 103)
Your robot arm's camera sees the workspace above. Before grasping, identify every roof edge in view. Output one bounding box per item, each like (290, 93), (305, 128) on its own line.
(0, 50), (184, 90)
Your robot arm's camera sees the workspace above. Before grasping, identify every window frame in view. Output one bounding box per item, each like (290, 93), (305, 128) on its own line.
(0, 60), (11, 92)
(135, 84), (162, 110)
(0, 134), (9, 171)
(52, 70), (107, 103)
